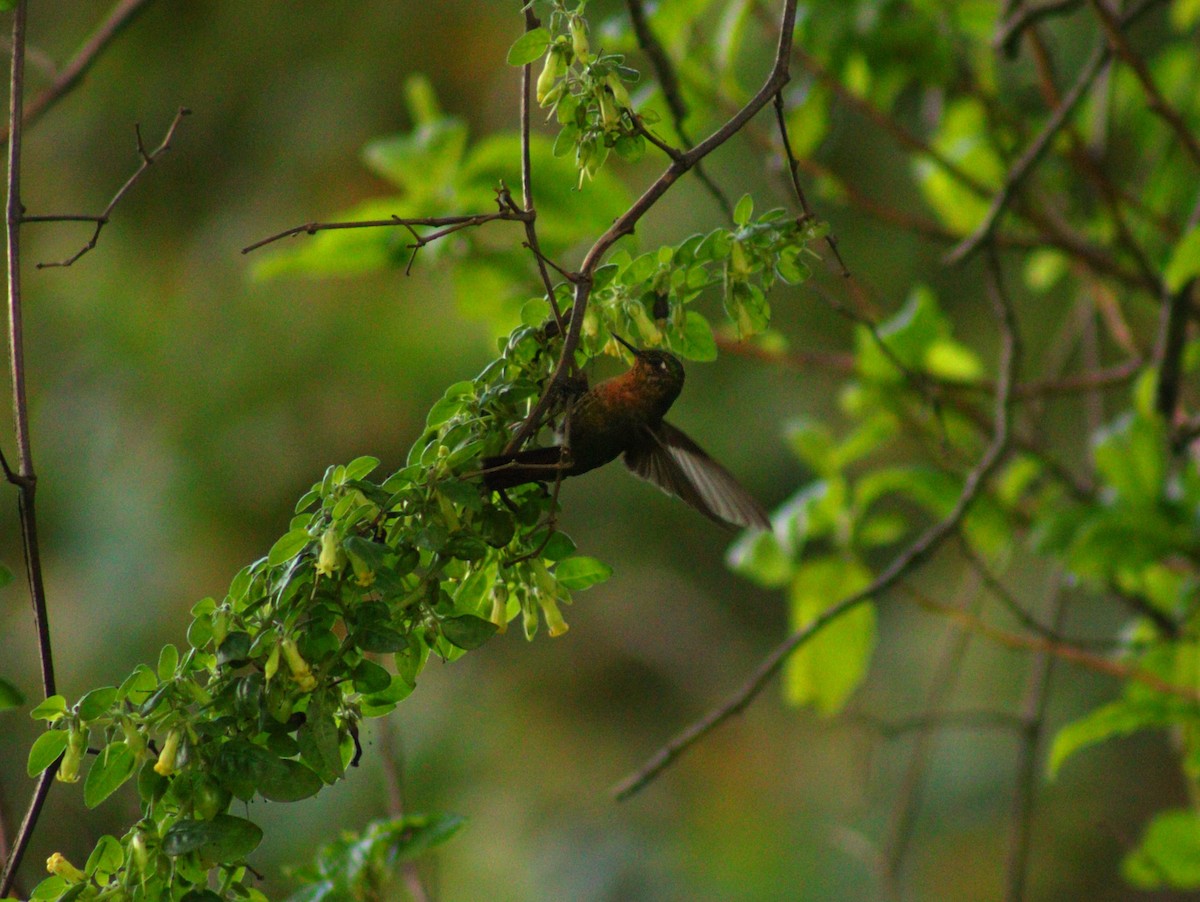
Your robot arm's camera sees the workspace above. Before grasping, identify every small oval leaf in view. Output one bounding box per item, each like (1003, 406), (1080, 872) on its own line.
(163, 814), (263, 863)
(506, 27), (551, 66)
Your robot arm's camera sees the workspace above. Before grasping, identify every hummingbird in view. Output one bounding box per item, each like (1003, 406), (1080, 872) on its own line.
(482, 334), (770, 530)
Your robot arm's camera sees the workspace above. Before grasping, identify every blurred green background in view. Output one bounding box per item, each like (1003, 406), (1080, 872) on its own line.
(0, 3), (1190, 900)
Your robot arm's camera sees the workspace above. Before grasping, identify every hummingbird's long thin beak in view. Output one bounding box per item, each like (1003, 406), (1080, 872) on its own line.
(611, 332), (640, 355)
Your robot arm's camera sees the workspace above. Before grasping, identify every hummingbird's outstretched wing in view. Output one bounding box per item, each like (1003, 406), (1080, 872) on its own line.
(624, 420), (771, 530)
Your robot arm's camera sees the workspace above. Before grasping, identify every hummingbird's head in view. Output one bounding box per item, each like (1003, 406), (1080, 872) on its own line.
(612, 333), (685, 412)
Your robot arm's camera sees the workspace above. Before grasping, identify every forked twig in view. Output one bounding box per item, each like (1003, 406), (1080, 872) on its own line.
(28, 107), (190, 268)
(242, 209), (528, 255)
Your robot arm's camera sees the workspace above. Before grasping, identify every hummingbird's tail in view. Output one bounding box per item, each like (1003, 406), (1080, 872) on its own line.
(481, 446), (566, 490)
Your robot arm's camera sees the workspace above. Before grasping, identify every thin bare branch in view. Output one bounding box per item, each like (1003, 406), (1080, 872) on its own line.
(945, 42), (1109, 265)
(519, 6), (564, 333)
(883, 569), (982, 896)
(30, 107), (190, 268)
(994, 0), (1084, 56)
(958, 536), (1119, 649)
(1, 7), (57, 898)
(856, 710), (1024, 738)
(0, 0), (156, 146)
(911, 589), (1197, 701)
(242, 209), (527, 255)
(772, 90), (848, 277)
(1004, 577), (1065, 901)
(1024, 30), (1161, 292)
(1086, 0), (1200, 169)
(624, 0), (733, 218)
(0, 770), (54, 897)
(946, 0), (1165, 264)
(613, 242), (1020, 801)
(377, 724), (430, 902)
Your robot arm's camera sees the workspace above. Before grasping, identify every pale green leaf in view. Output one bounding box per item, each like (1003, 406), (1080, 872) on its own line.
(784, 556), (876, 713)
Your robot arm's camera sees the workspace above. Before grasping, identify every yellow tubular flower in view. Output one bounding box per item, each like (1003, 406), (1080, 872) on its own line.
(46, 852), (87, 883)
(281, 638), (318, 692)
(153, 729), (182, 777)
(537, 46), (565, 106)
(316, 528), (344, 576)
(56, 728), (87, 784)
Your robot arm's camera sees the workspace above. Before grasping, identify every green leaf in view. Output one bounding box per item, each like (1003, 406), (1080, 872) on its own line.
(536, 529), (576, 561)
(613, 133), (646, 163)
(1047, 696), (1188, 777)
(855, 286), (949, 381)
(268, 528), (312, 567)
(77, 686), (118, 722)
(1093, 413), (1167, 505)
(158, 643), (180, 681)
(1172, 0), (1200, 27)
(298, 699), (344, 784)
(440, 614), (498, 650)
(733, 193), (754, 226)
(386, 813), (468, 861)
(925, 338), (982, 380)
(667, 311), (718, 362)
(1124, 809), (1200, 889)
(351, 659), (393, 693)
(257, 759), (323, 802)
(506, 27), (551, 66)
(361, 674), (417, 716)
(356, 626), (408, 653)
(215, 740), (286, 801)
(785, 418), (838, 474)
(117, 665), (158, 706)
(0, 677), (25, 710)
(163, 814), (263, 863)
(914, 98), (1003, 233)
(726, 529), (791, 588)
(217, 631), (253, 666)
(395, 634), (430, 686)
(84, 834), (123, 880)
(1164, 226), (1200, 293)
(554, 556), (612, 590)
(784, 556), (876, 713)
(343, 455), (381, 482)
(84, 742), (137, 808)
(0, 561), (12, 588)
(855, 465), (959, 518)
(27, 729), (69, 776)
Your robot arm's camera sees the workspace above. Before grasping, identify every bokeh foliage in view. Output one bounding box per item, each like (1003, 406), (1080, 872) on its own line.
(3, 0), (1200, 899)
